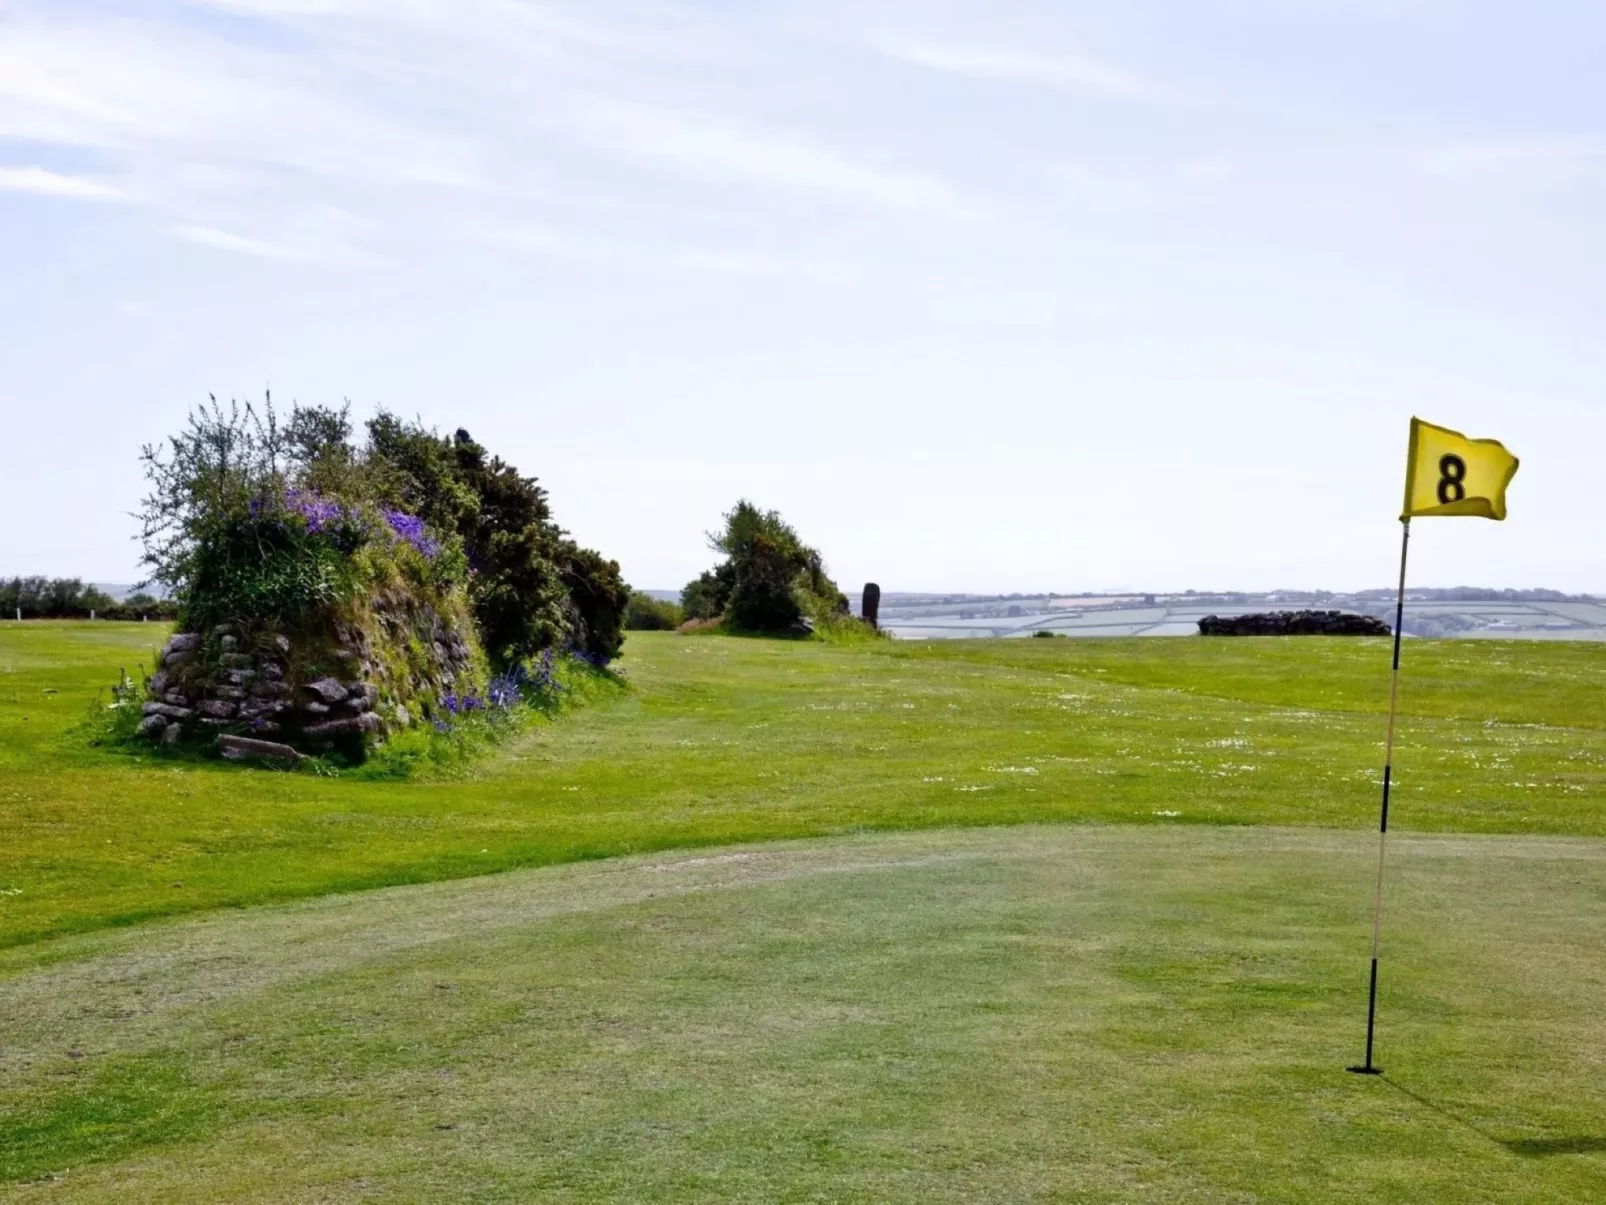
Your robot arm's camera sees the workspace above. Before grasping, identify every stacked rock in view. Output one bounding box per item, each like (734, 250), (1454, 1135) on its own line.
(138, 624), (388, 754)
(1198, 610), (1392, 637)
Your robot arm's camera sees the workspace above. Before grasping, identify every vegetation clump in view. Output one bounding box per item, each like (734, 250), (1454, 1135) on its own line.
(127, 397), (628, 763)
(625, 591), (683, 631)
(680, 500), (870, 638)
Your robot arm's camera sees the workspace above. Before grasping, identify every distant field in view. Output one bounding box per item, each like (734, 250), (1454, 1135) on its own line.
(4, 623), (1606, 1200)
(3, 623), (1606, 947)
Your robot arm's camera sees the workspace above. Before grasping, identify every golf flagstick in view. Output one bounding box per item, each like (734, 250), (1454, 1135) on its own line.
(1348, 518), (1410, 1076)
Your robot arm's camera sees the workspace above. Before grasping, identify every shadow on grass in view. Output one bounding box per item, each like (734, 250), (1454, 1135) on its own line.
(1383, 1078), (1606, 1159)
(1504, 1136), (1606, 1158)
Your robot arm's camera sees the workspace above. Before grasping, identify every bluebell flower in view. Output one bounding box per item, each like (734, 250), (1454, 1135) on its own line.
(382, 509), (440, 558)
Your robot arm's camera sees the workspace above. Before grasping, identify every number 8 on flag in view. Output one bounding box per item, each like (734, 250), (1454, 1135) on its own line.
(1402, 417), (1520, 521)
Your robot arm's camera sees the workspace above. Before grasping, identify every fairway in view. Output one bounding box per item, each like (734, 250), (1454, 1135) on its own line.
(4, 623), (1606, 1200)
(4, 827), (1606, 1202)
(6, 624), (1606, 947)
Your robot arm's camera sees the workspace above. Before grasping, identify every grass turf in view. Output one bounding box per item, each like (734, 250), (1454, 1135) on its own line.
(4, 622), (1606, 947)
(3, 826), (1605, 1201)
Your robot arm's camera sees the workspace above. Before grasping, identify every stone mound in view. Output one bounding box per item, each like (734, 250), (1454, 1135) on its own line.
(137, 590), (483, 760)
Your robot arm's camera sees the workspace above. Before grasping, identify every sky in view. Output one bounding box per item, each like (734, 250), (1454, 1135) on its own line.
(1, 0), (1602, 595)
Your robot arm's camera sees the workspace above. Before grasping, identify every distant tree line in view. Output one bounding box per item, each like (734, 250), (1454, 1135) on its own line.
(0, 577), (177, 620)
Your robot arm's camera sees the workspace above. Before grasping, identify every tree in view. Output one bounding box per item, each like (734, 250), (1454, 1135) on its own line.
(688, 501), (848, 634)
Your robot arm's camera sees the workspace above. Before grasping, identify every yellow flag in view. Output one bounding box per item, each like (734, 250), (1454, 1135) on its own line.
(1402, 418), (1519, 521)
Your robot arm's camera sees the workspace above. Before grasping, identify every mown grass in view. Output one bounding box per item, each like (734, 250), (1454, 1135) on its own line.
(4, 622), (1606, 948)
(3, 828), (1604, 1201)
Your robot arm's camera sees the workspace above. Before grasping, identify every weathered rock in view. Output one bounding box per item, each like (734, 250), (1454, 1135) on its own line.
(348, 682), (379, 709)
(250, 680), (291, 699)
(160, 722), (183, 746)
(136, 714), (168, 738)
(220, 635), (239, 652)
(394, 703), (411, 728)
(212, 624), (236, 636)
(165, 633), (202, 653)
(1198, 611), (1392, 638)
(219, 653), (253, 669)
(217, 734), (301, 765)
(302, 700), (331, 717)
(163, 691), (192, 708)
(304, 713), (382, 738)
(304, 677), (350, 705)
(148, 669), (170, 695)
(861, 582), (881, 628)
(197, 698), (238, 720)
(261, 663), (285, 681)
(273, 634), (291, 654)
(162, 648), (197, 668)
(143, 701), (194, 721)
(216, 686), (247, 701)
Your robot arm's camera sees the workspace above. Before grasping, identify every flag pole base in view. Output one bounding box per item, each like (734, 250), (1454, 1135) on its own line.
(1346, 1065), (1383, 1076)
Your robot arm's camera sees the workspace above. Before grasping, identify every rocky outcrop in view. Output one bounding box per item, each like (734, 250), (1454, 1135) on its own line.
(1199, 610), (1392, 637)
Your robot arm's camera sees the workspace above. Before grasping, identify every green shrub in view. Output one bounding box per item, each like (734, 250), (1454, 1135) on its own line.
(560, 544), (630, 662)
(135, 397), (629, 666)
(687, 500), (849, 635)
(365, 417), (628, 667)
(680, 566), (732, 620)
(626, 592), (683, 631)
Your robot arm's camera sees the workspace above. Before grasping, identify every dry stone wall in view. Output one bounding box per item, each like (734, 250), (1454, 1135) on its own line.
(1198, 610), (1392, 637)
(138, 591), (482, 760)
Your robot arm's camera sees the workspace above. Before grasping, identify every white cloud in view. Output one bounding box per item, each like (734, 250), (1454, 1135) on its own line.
(170, 224), (307, 259)
(578, 101), (971, 217)
(1422, 139), (1605, 179)
(488, 222), (852, 281)
(0, 166), (124, 200)
(879, 41), (1172, 101)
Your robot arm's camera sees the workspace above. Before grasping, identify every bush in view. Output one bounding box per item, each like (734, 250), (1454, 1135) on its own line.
(626, 592), (683, 631)
(680, 566), (732, 620)
(685, 501), (849, 635)
(136, 397), (629, 666)
(365, 418), (629, 667)
(560, 544), (630, 662)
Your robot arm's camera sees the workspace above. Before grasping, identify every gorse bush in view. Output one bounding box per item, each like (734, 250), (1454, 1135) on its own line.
(683, 501), (853, 635)
(137, 396), (630, 666)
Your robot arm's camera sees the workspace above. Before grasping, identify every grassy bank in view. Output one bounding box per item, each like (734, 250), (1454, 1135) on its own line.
(3, 623), (1605, 947)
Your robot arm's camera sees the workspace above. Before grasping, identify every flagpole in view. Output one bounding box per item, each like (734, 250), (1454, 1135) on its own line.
(1349, 518), (1411, 1075)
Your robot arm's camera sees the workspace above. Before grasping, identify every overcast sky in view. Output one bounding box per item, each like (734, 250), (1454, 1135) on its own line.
(1, 0), (1601, 594)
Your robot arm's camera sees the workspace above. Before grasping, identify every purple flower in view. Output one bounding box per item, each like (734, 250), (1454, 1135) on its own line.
(283, 488), (350, 534)
(382, 509), (440, 558)
(487, 669), (525, 708)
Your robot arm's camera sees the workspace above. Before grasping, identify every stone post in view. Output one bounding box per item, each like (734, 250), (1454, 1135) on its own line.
(861, 582), (881, 628)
